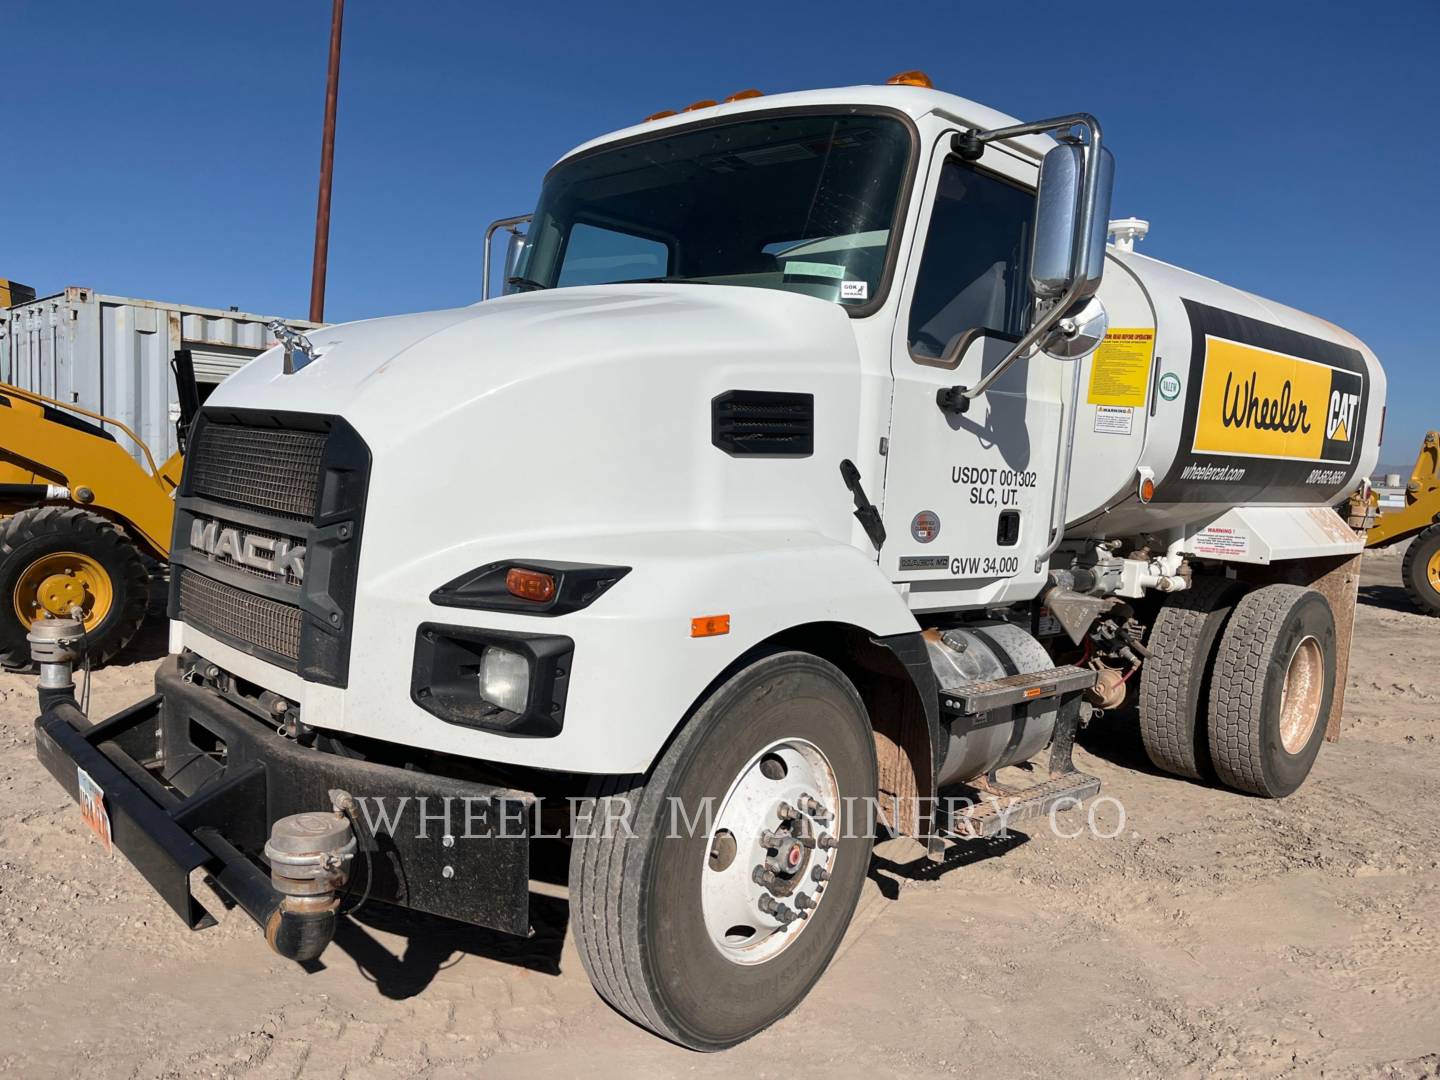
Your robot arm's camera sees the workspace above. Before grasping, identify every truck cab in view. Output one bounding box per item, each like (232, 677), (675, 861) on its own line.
(31, 76), (1382, 1051)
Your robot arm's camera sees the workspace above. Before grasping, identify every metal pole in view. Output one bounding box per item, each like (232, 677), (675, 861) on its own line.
(309, 0), (345, 324)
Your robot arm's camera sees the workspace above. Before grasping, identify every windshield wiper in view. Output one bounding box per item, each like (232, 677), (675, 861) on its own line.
(506, 275), (548, 293)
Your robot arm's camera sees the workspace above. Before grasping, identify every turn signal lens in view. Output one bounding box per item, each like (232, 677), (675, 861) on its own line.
(644, 109), (677, 122)
(886, 70), (933, 88)
(724, 88), (763, 102)
(1139, 477), (1156, 503)
(506, 567), (556, 603)
(691, 614), (730, 638)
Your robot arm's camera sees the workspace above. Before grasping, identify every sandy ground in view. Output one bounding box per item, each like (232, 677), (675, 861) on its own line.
(1, 547), (1437, 1079)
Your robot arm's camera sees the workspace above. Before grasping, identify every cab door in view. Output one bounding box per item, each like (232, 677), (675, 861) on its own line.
(879, 135), (1065, 611)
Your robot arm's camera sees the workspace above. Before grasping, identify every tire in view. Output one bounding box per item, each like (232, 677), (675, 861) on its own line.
(1206, 584), (1336, 798)
(0, 506), (150, 670)
(1138, 576), (1245, 780)
(1401, 525), (1440, 617)
(569, 651), (878, 1051)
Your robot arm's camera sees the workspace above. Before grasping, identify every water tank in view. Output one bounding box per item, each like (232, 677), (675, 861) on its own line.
(1064, 249), (1385, 539)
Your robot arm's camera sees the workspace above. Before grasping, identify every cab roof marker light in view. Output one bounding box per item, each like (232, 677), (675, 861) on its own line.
(683, 99), (718, 112)
(643, 109), (677, 122)
(885, 70), (933, 88)
(724, 89), (763, 102)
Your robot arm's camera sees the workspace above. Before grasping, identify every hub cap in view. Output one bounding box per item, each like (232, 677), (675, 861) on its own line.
(1427, 548), (1440, 592)
(1278, 635), (1324, 754)
(13, 551), (113, 630)
(701, 738), (840, 965)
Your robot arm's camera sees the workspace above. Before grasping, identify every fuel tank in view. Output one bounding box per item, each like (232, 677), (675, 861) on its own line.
(1063, 248), (1386, 539)
(927, 622), (1058, 786)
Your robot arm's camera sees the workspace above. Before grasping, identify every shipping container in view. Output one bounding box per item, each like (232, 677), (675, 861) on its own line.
(0, 286), (316, 465)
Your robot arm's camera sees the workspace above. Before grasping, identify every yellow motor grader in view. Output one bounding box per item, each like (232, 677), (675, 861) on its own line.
(0, 352), (198, 666)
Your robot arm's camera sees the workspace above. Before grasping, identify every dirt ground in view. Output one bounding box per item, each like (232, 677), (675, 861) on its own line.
(1, 546), (1437, 1079)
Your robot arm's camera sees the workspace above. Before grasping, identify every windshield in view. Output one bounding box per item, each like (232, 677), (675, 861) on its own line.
(512, 112), (913, 310)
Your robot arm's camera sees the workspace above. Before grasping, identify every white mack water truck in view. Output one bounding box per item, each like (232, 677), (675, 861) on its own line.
(30, 74), (1383, 1050)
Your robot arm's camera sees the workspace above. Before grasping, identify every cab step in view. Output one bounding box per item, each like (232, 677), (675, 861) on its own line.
(938, 664), (1096, 717)
(938, 770), (1101, 839)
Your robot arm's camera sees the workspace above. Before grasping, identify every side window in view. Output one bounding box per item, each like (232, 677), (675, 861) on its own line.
(557, 222), (669, 286)
(907, 159), (1036, 362)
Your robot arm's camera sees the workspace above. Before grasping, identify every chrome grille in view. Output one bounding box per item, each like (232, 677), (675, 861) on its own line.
(188, 423), (327, 520)
(177, 569), (302, 663)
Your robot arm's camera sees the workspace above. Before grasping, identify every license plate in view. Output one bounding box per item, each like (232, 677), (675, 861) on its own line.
(76, 766), (113, 855)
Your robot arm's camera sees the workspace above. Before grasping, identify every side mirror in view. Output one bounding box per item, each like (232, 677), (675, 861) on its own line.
(1030, 142), (1114, 304)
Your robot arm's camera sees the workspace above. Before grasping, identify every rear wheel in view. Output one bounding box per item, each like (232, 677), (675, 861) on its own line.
(569, 651), (877, 1050)
(1401, 525), (1440, 616)
(0, 506), (150, 669)
(1138, 576), (1246, 780)
(1207, 584), (1336, 797)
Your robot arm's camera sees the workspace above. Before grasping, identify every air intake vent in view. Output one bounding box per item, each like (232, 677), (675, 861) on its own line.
(711, 390), (814, 458)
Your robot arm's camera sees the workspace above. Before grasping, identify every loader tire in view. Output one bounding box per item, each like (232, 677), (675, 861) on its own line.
(0, 506), (150, 670)
(1401, 525), (1440, 617)
(1138, 576), (1245, 780)
(1207, 584), (1336, 798)
(569, 651), (876, 1051)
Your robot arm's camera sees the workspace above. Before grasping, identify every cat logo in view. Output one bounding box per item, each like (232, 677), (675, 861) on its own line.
(1327, 389), (1359, 443)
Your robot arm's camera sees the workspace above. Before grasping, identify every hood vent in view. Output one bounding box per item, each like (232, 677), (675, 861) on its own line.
(711, 389), (814, 458)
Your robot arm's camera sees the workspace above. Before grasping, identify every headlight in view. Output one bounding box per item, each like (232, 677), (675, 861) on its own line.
(479, 646), (530, 713)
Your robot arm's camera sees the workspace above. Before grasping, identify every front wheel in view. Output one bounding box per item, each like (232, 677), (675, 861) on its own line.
(569, 651), (877, 1050)
(0, 506), (150, 670)
(1401, 525), (1440, 616)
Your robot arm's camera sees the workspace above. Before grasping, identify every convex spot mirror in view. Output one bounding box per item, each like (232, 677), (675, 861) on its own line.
(1030, 142), (1115, 303)
(1041, 295), (1108, 360)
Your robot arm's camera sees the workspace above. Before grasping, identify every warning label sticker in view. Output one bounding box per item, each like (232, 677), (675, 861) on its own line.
(1087, 328), (1156, 408)
(1093, 405), (1134, 435)
(1191, 526), (1250, 558)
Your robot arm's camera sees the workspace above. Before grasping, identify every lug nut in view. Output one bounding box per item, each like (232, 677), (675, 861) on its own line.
(758, 895), (796, 925)
(800, 794), (826, 816)
(811, 865), (830, 883)
(760, 830), (785, 849)
(794, 892), (815, 910)
(776, 801), (796, 820)
(817, 833), (837, 850)
(752, 865), (777, 887)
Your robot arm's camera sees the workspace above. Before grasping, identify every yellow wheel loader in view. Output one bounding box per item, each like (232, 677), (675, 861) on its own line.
(0, 351), (198, 666)
(1355, 431), (1440, 615)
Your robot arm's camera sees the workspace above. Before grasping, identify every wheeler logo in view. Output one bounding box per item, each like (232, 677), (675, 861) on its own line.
(189, 518), (305, 582)
(1192, 336), (1364, 465)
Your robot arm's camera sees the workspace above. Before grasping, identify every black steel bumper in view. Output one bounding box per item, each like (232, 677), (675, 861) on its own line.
(34, 657), (534, 939)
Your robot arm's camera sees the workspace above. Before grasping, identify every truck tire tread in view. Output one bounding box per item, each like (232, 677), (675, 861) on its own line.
(1138, 575), (1244, 780)
(1206, 583), (1334, 797)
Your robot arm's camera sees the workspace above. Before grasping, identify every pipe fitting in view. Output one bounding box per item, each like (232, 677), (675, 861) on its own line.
(28, 617), (84, 698)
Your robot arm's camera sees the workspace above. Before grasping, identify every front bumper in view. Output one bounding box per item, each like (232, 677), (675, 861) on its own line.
(34, 657), (534, 943)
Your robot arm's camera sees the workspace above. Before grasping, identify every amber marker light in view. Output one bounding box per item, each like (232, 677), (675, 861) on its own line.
(724, 89), (763, 102)
(506, 567), (557, 603)
(691, 614), (731, 638)
(886, 70), (933, 88)
(644, 109), (677, 122)
(1140, 477), (1156, 503)
(683, 99), (718, 112)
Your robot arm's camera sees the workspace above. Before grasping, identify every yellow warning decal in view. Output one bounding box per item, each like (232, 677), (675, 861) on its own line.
(1086, 328), (1155, 408)
(1192, 336), (1359, 462)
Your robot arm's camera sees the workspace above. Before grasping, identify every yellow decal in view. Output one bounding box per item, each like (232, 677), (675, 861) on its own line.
(1193, 337), (1354, 460)
(1086, 328), (1155, 408)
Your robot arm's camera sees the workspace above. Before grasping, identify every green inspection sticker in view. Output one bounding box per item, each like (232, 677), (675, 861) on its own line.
(1158, 372), (1183, 401)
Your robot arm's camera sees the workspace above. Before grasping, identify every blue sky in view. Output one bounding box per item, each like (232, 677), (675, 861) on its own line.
(5, 0), (1436, 460)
